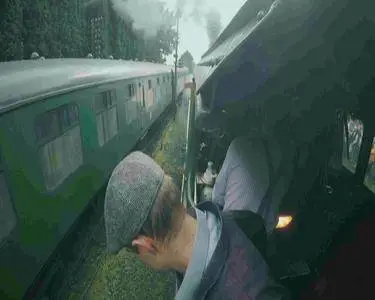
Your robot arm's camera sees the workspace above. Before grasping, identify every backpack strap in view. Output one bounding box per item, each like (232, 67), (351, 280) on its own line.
(221, 210), (267, 256)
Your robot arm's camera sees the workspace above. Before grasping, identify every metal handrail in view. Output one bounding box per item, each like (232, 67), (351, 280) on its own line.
(181, 80), (197, 208)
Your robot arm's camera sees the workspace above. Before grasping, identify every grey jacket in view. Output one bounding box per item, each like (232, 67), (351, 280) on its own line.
(176, 201), (290, 300)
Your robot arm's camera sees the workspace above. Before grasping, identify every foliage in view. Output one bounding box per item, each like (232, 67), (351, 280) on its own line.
(178, 50), (195, 73)
(140, 27), (177, 63)
(0, 0), (176, 62)
(0, 0), (23, 61)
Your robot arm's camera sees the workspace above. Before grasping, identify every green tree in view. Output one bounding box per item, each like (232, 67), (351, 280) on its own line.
(140, 26), (177, 63)
(113, 1), (177, 63)
(178, 50), (195, 73)
(0, 0), (176, 62)
(0, 0), (23, 61)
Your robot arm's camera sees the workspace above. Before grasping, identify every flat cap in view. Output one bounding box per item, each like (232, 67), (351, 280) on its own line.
(104, 151), (165, 254)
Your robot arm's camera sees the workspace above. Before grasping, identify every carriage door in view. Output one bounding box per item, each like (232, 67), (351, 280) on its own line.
(0, 145), (17, 245)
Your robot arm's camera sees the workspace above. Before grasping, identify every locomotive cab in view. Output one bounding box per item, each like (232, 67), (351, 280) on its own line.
(181, 0), (375, 298)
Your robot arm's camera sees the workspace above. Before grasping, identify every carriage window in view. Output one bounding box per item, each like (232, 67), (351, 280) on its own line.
(35, 103), (83, 190)
(364, 137), (375, 193)
(0, 172), (16, 244)
(148, 80), (152, 90)
(95, 90), (119, 147)
(342, 117), (364, 173)
(125, 85), (137, 124)
(127, 84), (135, 98)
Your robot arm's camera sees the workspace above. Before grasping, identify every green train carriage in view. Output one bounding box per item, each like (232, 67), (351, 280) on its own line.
(0, 58), (189, 299)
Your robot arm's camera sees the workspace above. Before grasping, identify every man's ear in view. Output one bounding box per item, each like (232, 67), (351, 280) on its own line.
(132, 236), (157, 254)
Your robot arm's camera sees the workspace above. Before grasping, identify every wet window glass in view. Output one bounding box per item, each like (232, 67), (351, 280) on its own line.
(95, 90), (116, 113)
(364, 137), (375, 193)
(342, 117), (364, 173)
(95, 90), (119, 147)
(35, 103), (79, 142)
(148, 80), (152, 90)
(95, 94), (106, 112)
(127, 84), (135, 99)
(35, 110), (60, 141)
(40, 126), (83, 190)
(35, 102), (83, 190)
(59, 104), (79, 132)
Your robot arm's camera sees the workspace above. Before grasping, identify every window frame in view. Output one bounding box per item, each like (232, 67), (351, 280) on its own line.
(341, 112), (375, 194)
(35, 102), (80, 146)
(94, 90), (116, 114)
(342, 114), (364, 174)
(127, 83), (135, 98)
(34, 101), (84, 191)
(95, 89), (119, 147)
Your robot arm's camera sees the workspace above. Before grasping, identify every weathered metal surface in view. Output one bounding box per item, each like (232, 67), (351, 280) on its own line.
(0, 59), (186, 114)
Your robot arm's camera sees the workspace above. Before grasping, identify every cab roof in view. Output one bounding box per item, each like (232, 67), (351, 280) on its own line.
(196, 0), (375, 115)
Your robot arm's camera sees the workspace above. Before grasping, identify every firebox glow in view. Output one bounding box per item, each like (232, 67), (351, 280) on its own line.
(276, 215), (293, 229)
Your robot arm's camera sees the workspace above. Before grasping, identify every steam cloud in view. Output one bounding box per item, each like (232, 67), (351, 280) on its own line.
(110, 0), (222, 46)
(110, 0), (174, 38)
(186, 1), (222, 46)
(176, 0), (187, 14)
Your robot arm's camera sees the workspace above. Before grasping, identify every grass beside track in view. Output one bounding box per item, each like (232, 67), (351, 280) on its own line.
(56, 99), (189, 300)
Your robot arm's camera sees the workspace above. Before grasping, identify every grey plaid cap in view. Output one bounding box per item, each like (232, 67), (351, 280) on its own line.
(104, 151), (165, 254)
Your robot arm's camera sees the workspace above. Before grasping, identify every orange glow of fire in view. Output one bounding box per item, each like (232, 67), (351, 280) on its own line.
(276, 215), (293, 229)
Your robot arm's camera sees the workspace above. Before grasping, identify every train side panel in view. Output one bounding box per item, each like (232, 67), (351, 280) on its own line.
(0, 111), (29, 297)
(0, 72), (174, 299)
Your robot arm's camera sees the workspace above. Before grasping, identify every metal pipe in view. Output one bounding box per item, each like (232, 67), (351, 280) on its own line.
(180, 173), (186, 206)
(185, 81), (197, 207)
(174, 13), (180, 105)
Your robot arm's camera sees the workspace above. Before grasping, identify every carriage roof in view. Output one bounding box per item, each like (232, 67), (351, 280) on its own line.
(0, 59), (180, 114)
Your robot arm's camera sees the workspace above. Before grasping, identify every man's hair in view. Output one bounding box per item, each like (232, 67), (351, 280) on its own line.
(141, 175), (185, 245)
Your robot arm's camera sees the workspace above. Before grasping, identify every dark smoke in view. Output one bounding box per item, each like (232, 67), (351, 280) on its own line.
(187, 1), (222, 46)
(204, 8), (222, 46)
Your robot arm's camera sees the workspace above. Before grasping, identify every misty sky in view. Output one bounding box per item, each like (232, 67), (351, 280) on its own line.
(162, 0), (247, 65)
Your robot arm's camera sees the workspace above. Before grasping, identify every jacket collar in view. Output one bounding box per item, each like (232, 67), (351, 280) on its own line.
(190, 201), (230, 299)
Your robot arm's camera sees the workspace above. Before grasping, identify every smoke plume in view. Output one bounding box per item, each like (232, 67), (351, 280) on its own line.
(204, 8), (222, 46)
(110, 0), (222, 46)
(186, 1), (222, 46)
